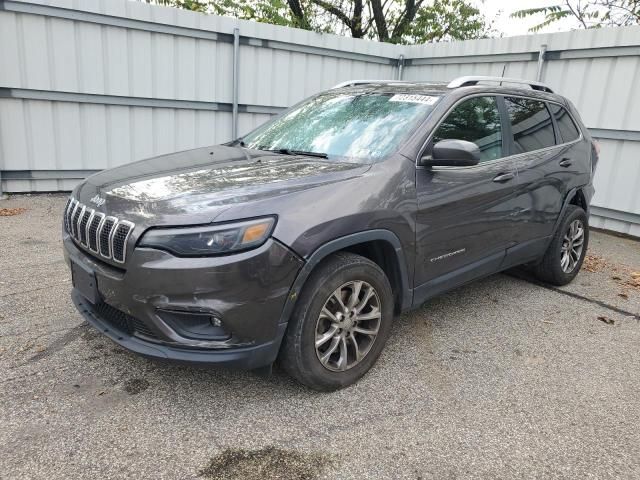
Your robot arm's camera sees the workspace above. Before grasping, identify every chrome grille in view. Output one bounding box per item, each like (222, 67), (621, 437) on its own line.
(71, 203), (83, 238)
(87, 213), (104, 253)
(79, 209), (91, 246)
(63, 198), (72, 232)
(99, 217), (116, 257)
(64, 198), (76, 233)
(64, 197), (135, 264)
(112, 222), (134, 263)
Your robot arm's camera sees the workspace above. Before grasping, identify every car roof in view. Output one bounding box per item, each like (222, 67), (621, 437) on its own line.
(336, 81), (450, 95)
(331, 78), (566, 104)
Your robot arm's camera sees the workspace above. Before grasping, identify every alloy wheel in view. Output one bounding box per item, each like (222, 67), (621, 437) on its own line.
(560, 219), (585, 273)
(314, 280), (382, 372)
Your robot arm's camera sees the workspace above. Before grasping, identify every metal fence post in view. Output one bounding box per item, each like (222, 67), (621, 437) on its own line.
(232, 27), (240, 140)
(536, 44), (547, 81)
(396, 54), (405, 80)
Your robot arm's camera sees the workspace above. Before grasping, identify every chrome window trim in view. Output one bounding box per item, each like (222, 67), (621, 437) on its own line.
(112, 220), (135, 264)
(90, 212), (106, 254)
(416, 92), (584, 170)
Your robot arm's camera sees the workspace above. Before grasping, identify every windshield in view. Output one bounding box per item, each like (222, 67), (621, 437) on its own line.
(241, 92), (440, 162)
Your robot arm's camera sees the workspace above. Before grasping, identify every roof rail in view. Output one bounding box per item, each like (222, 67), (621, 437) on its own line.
(447, 76), (554, 93)
(331, 79), (413, 89)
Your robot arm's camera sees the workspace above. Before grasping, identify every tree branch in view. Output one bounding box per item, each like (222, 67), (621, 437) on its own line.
(370, 0), (390, 41)
(287, 0), (309, 28)
(352, 0), (364, 37)
(391, 0), (425, 42)
(310, 0), (352, 27)
(565, 0), (590, 28)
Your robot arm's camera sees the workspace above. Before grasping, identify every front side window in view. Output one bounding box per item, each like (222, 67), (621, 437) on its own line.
(432, 96), (502, 162)
(242, 92), (440, 163)
(505, 97), (555, 154)
(549, 103), (581, 143)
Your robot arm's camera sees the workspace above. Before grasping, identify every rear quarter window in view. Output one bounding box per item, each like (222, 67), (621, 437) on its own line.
(549, 103), (581, 143)
(505, 97), (556, 154)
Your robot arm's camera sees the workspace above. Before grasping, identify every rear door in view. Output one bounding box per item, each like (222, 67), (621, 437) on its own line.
(414, 95), (519, 298)
(548, 101), (592, 188)
(505, 96), (586, 246)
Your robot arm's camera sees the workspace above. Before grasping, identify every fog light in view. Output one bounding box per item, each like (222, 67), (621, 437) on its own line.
(156, 309), (230, 341)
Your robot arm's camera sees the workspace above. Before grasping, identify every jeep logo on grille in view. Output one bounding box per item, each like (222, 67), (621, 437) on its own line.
(90, 195), (106, 207)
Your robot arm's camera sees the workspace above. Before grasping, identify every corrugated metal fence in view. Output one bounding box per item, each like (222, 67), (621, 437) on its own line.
(1, 0), (639, 236)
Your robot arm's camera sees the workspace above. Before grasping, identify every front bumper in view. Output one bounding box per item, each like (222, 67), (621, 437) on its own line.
(63, 233), (303, 368)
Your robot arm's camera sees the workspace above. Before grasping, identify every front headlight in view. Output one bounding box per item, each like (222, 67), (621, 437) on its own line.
(139, 217), (276, 256)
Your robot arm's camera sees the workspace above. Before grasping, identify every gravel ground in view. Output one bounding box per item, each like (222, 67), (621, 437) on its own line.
(1, 194), (639, 479)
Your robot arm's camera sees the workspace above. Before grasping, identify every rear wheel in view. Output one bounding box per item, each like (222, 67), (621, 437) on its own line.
(279, 252), (394, 391)
(533, 204), (589, 286)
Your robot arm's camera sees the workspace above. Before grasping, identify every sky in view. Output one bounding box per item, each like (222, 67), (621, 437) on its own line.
(473, 0), (580, 37)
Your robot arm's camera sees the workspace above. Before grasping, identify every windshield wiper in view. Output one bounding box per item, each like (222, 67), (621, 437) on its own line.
(269, 148), (328, 159)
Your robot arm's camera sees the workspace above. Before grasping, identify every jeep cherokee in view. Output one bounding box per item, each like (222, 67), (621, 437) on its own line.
(62, 76), (598, 390)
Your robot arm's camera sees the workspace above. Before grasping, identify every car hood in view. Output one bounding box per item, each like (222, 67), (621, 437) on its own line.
(75, 145), (370, 226)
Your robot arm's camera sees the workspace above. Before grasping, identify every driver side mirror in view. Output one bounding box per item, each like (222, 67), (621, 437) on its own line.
(419, 139), (481, 167)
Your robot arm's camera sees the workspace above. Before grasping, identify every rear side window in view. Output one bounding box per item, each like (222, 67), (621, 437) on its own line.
(505, 97), (555, 154)
(432, 96), (502, 162)
(549, 103), (581, 143)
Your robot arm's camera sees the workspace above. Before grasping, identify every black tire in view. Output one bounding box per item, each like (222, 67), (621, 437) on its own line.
(279, 252), (394, 391)
(533, 204), (589, 286)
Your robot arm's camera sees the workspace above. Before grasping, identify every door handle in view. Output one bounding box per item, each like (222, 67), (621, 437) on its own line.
(559, 158), (573, 168)
(493, 172), (515, 183)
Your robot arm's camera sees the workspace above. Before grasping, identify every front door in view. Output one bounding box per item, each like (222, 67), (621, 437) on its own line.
(414, 95), (519, 301)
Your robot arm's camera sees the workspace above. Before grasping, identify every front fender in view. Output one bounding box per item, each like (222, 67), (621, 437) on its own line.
(277, 229), (412, 325)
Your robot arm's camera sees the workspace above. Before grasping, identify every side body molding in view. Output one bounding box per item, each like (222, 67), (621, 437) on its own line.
(277, 229), (412, 325)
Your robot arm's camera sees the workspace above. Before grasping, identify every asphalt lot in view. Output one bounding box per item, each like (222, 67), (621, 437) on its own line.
(1, 194), (639, 479)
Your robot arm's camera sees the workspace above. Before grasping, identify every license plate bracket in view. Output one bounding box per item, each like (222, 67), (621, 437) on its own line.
(71, 260), (100, 305)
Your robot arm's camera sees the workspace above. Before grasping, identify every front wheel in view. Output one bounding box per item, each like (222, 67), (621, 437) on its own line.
(533, 204), (589, 286)
(279, 252), (394, 391)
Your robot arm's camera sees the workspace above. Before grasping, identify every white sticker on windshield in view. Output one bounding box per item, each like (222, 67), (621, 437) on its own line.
(389, 94), (439, 105)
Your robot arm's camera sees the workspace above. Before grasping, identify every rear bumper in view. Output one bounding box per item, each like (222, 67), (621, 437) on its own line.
(63, 232), (303, 368)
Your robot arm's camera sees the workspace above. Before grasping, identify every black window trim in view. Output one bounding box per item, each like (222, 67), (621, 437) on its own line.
(417, 93), (510, 169)
(496, 95), (514, 157)
(502, 95), (557, 156)
(416, 92), (584, 169)
(547, 100), (582, 145)
(547, 101), (560, 145)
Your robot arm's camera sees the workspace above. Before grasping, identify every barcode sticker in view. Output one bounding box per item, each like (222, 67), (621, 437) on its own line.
(389, 94), (439, 105)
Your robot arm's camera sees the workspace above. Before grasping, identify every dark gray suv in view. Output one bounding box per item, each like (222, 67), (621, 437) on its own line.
(63, 76), (598, 390)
